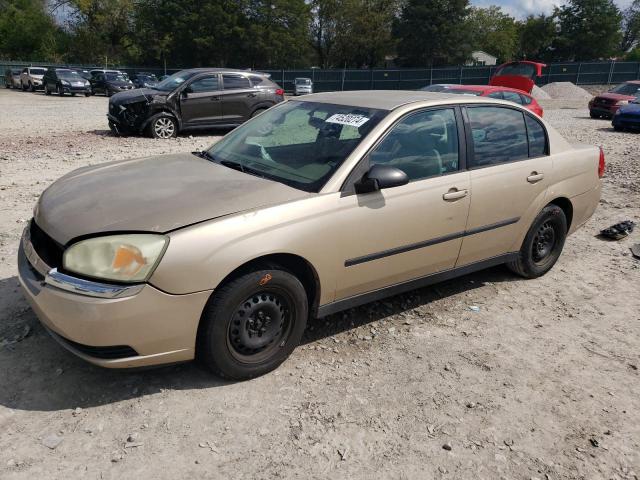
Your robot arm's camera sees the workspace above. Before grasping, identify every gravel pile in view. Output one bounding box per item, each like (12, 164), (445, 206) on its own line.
(531, 85), (551, 100)
(541, 82), (593, 100)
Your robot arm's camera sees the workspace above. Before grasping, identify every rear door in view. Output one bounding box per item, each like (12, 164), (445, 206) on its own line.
(179, 74), (223, 126)
(456, 105), (552, 266)
(334, 107), (471, 300)
(220, 74), (255, 123)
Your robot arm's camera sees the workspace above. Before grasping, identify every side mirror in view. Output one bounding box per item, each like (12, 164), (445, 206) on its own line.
(182, 86), (192, 96)
(355, 164), (409, 194)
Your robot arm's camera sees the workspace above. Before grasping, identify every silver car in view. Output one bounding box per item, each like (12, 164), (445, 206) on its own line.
(293, 77), (313, 95)
(20, 66), (47, 91)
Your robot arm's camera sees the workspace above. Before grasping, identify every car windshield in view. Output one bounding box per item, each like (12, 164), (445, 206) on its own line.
(206, 100), (387, 192)
(609, 83), (640, 96)
(295, 78), (311, 85)
(154, 71), (198, 91)
(447, 89), (483, 96)
(495, 63), (537, 78)
(105, 72), (128, 82)
(30, 68), (46, 75)
(139, 74), (158, 82)
(58, 71), (83, 80)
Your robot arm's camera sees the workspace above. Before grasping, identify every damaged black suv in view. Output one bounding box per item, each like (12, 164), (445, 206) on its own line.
(107, 68), (285, 138)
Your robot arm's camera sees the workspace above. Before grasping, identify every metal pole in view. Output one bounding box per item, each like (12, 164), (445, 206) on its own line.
(341, 66), (346, 91)
(576, 62), (581, 85)
(607, 60), (615, 85)
(459, 66), (463, 84)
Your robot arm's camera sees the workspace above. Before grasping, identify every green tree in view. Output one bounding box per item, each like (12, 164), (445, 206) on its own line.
(553, 0), (622, 61)
(517, 14), (557, 62)
(0, 0), (66, 60)
(620, 0), (640, 52)
(394, 0), (471, 66)
(466, 6), (518, 63)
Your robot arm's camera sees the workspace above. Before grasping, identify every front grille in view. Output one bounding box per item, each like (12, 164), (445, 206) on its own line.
(56, 333), (139, 359)
(595, 98), (614, 106)
(30, 219), (64, 269)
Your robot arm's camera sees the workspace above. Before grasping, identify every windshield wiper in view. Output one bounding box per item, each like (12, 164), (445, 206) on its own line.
(192, 150), (216, 162)
(220, 160), (270, 180)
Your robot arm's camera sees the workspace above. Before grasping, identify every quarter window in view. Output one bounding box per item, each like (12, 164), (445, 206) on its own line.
(525, 115), (548, 157)
(502, 91), (524, 105)
(467, 107), (528, 167)
(487, 91), (503, 99)
(189, 76), (219, 93)
(223, 74), (251, 90)
(369, 108), (460, 181)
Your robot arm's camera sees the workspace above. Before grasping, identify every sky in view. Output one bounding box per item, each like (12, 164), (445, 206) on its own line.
(472, 0), (633, 18)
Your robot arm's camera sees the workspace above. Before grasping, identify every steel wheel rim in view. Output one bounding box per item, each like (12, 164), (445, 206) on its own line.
(154, 118), (175, 138)
(227, 290), (294, 364)
(532, 221), (556, 264)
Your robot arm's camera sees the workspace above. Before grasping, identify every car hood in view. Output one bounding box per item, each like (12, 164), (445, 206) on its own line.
(107, 80), (134, 87)
(35, 153), (310, 245)
(595, 92), (636, 101)
(111, 88), (162, 105)
(618, 103), (640, 114)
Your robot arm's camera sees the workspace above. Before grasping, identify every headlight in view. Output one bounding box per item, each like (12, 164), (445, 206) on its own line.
(61, 80), (70, 86)
(63, 234), (168, 283)
(616, 100), (629, 106)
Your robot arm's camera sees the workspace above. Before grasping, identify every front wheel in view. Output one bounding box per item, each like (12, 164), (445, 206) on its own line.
(507, 204), (567, 279)
(197, 267), (308, 380)
(44, 85), (51, 95)
(148, 115), (178, 139)
(29, 82), (35, 92)
(57, 85), (64, 97)
(84, 92), (90, 97)
(589, 111), (600, 119)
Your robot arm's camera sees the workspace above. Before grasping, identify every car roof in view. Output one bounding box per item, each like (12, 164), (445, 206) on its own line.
(295, 90), (481, 110)
(178, 68), (269, 77)
(447, 84), (533, 96)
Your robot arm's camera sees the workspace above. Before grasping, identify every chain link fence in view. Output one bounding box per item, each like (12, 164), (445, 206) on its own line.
(3, 60), (640, 93)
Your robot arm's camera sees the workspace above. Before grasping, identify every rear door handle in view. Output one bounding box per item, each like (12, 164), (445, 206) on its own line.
(247, 93), (257, 98)
(210, 96), (220, 101)
(443, 188), (468, 201)
(527, 172), (545, 183)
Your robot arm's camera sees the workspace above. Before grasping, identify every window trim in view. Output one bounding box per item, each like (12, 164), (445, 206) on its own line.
(340, 105), (467, 194)
(462, 104), (549, 171)
(221, 73), (252, 90)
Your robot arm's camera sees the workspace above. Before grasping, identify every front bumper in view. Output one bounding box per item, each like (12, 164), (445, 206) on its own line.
(61, 85), (91, 94)
(612, 114), (640, 128)
(17, 229), (211, 368)
(589, 104), (619, 117)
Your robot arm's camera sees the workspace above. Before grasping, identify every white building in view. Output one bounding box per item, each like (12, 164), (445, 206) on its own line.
(467, 51), (498, 66)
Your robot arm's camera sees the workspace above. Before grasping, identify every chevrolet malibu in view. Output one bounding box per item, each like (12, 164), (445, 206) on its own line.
(18, 91), (604, 380)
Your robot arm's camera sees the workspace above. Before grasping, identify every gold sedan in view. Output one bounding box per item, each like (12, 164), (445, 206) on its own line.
(18, 91), (603, 379)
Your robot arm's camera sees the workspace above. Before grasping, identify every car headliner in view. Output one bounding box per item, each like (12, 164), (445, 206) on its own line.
(294, 90), (472, 110)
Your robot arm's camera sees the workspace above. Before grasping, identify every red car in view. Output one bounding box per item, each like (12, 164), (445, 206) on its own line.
(589, 81), (640, 119)
(422, 84), (544, 117)
(489, 61), (546, 93)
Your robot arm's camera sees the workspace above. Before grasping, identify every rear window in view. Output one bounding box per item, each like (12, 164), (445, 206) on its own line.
(495, 63), (537, 79)
(249, 75), (269, 86)
(29, 68), (46, 75)
(447, 89), (483, 96)
(467, 106), (528, 167)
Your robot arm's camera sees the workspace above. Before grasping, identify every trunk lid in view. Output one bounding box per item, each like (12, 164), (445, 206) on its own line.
(489, 61), (546, 93)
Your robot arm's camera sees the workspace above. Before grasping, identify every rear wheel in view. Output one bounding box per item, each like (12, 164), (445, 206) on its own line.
(508, 204), (567, 279)
(84, 92), (91, 97)
(197, 267), (308, 380)
(148, 115), (178, 139)
(21, 82), (26, 91)
(251, 107), (268, 118)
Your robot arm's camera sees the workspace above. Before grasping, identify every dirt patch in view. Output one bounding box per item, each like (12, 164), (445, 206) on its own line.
(541, 82), (593, 100)
(0, 89), (639, 479)
(531, 85), (551, 100)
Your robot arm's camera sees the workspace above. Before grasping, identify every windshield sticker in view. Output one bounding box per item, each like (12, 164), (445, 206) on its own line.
(326, 113), (370, 128)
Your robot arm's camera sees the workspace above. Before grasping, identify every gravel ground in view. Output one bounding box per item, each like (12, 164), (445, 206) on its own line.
(0, 88), (639, 480)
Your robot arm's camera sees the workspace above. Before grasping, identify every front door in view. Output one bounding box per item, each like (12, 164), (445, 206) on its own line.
(334, 107), (471, 300)
(456, 105), (552, 266)
(180, 74), (223, 125)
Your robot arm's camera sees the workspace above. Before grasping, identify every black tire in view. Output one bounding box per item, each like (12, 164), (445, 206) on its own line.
(613, 124), (624, 132)
(251, 107), (268, 118)
(44, 85), (51, 95)
(29, 82), (35, 92)
(148, 115), (178, 139)
(508, 204), (567, 279)
(57, 85), (64, 97)
(21, 82), (26, 91)
(106, 90), (112, 97)
(589, 111), (600, 119)
(197, 267), (308, 380)
(84, 92), (91, 97)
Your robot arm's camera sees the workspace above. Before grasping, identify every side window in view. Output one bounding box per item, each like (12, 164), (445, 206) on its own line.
(467, 107), (528, 167)
(369, 108), (460, 181)
(487, 91), (503, 100)
(188, 75), (219, 93)
(249, 75), (266, 86)
(525, 115), (548, 157)
(223, 74), (251, 90)
(502, 91), (524, 105)
(520, 94), (533, 105)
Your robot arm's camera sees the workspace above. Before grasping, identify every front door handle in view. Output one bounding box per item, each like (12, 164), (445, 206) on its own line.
(443, 188), (468, 201)
(210, 96), (220, 101)
(527, 172), (545, 183)
(247, 93), (257, 98)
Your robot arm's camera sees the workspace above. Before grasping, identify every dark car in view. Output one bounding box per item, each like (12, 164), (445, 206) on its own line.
(612, 96), (640, 131)
(4, 68), (22, 88)
(107, 68), (285, 138)
(90, 70), (135, 96)
(43, 68), (92, 96)
(589, 81), (640, 119)
(130, 72), (159, 89)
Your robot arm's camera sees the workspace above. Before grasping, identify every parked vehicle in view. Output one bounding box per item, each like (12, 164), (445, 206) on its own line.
(489, 60), (546, 93)
(107, 68), (285, 138)
(19, 91), (603, 379)
(4, 68), (22, 88)
(90, 70), (135, 96)
(42, 68), (92, 96)
(612, 96), (640, 131)
(20, 66), (47, 91)
(293, 77), (313, 95)
(72, 69), (92, 80)
(420, 84), (456, 93)
(589, 81), (640, 119)
(421, 84), (543, 116)
(130, 72), (159, 89)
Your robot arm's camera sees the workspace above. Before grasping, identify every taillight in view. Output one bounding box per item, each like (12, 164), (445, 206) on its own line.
(275, 88), (284, 96)
(598, 147), (605, 178)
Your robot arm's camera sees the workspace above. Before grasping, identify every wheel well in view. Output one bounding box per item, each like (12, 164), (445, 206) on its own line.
(549, 197), (573, 230)
(215, 254), (321, 316)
